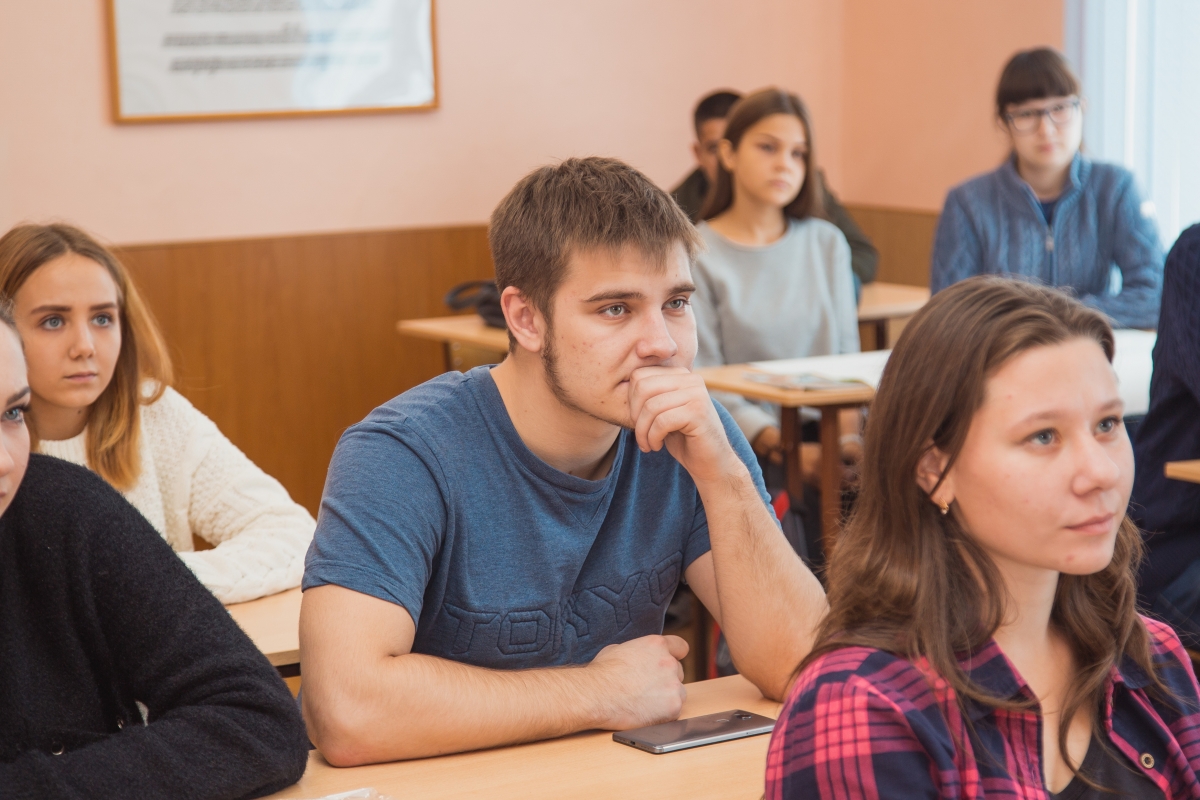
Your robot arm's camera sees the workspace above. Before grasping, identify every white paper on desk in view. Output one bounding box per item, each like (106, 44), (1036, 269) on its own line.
(297, 789), (396, 800)
(1112, 329), (1156, 417)
(749, 350), (892, 389)
(747, 329), (1155, 417)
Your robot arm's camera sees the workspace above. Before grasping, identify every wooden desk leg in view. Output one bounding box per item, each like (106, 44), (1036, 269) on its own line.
(442, 342), (454, 372)
(874, 320), (889, 350)
(693, 598), (711, 682)
(780, 407), (804, 509)
(819, 406), (843, 554)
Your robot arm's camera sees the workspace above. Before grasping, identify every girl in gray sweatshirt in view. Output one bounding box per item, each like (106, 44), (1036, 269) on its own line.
(691, 88), (860, 479)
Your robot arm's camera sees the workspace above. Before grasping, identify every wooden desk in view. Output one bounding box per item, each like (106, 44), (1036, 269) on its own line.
(1166, 460), (1200, 484)
(397, 282), (930, 371)
(857, 282), (929, 347)
(226, 587), (302, 674)
(264, 675), (778, 800)
(703, 329), (1157, 543)
(698, 363), (877, 547)
(397, 315), (509, 364)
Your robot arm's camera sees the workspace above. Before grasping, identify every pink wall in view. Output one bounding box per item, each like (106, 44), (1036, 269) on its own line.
(840, 0), (1063, 211)
(0, 1), (1066, 239)
(0, 0), (844, 245)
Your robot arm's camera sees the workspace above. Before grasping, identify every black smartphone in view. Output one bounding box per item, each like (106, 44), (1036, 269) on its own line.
(612, 709), (776, 754)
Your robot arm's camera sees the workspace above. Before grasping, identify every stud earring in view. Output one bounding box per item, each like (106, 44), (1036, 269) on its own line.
(939, 501), (950, 515)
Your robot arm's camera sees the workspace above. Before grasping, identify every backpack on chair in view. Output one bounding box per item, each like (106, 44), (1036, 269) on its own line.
(445, 281), (506, 328)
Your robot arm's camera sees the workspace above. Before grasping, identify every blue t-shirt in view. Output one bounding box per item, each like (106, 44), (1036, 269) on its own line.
(303, 366), (770, 670)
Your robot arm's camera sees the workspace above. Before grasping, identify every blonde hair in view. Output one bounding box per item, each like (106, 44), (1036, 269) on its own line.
(0, 223), (172, 489)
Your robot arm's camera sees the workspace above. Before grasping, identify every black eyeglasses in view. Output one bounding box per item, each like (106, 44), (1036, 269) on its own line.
(1005, 98), (1081, 134)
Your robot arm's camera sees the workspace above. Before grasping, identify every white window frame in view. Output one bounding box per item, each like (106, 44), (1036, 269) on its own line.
(1065, 0), (1200, 246)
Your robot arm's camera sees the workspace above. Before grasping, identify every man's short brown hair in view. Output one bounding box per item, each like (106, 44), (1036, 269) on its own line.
(489, 157), (702, 339)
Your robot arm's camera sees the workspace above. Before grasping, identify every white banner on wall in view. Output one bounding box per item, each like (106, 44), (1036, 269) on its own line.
(109, 0), (436, 122)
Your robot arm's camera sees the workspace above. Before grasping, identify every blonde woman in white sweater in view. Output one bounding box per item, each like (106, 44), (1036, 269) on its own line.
(0, 223), (314, 604)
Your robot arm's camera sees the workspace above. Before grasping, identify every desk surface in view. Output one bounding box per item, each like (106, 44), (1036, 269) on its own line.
(704, 329), (1157, 417)
(1166, 460), (1200, 484)
(398, 314), (509, 351)
(697, 363), (877, 407)
(265, 675), (779, 800)
(225, 587), (301, 668)
(397, 282), (931, 353)
(856, 281), (930, 322)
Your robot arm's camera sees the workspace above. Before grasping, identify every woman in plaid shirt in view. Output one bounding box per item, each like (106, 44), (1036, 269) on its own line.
(767, 276), (1200, 799)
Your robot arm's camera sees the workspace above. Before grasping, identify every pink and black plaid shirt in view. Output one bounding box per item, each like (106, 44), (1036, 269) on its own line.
(766, 617), (1200, 799)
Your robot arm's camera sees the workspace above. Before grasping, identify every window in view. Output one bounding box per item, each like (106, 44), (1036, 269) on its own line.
(1065, 0), (1200, 249)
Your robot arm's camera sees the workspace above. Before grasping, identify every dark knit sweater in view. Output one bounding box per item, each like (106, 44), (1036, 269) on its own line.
(0, 455), (309, 799)
(1132, 224), (1200, 606)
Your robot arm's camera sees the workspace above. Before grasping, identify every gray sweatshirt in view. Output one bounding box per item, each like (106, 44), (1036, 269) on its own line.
(692, 218), (860, 443)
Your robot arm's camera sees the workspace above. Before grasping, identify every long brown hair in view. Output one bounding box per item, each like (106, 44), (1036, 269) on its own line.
(0, 223), (172, 489)
(802, 275), (1158, 771)
(699, 87), (825, 222)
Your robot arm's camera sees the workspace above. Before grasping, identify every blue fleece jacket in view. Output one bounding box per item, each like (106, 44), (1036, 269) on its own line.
(931, 153), (1164, 328)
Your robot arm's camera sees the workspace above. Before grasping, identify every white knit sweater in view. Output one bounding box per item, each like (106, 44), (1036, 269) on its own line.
(37, 386), (315, 604)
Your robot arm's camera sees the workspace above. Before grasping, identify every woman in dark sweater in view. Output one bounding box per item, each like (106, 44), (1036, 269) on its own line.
(0, 306), (308, 797)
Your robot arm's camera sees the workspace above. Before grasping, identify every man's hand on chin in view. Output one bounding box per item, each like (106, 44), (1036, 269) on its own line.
(626, 366), (746, 488)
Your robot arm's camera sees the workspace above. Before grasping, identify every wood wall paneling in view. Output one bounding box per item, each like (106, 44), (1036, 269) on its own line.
(844, 204), (939, 288)
(116, 207), (934, 519)
(118, 225), (495, 515)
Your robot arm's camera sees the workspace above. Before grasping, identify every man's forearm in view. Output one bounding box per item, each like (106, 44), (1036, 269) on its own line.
(305, 653), (609, 765)
(696, 466), (827, 700)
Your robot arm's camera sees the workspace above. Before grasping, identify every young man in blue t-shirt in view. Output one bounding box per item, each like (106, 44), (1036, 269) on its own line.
(299, 157), (826, 764)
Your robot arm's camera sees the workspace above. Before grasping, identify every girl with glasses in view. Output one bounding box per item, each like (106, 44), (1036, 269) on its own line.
(931, 48), (1164, 329)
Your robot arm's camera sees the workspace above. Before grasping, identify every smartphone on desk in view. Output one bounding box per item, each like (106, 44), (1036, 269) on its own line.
(612, 710), (776, 754)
